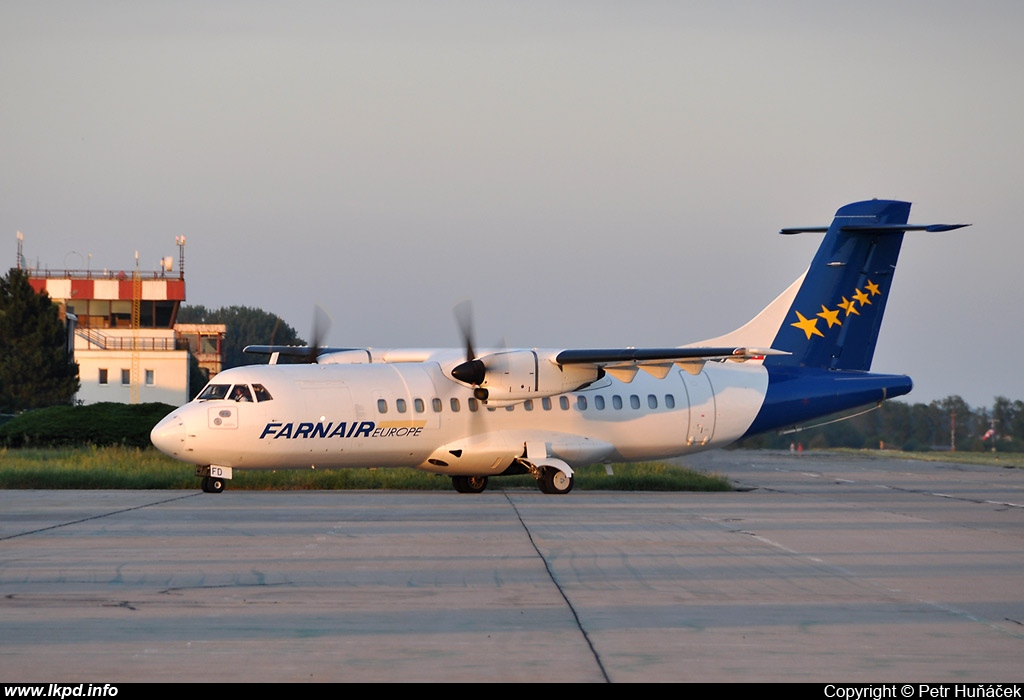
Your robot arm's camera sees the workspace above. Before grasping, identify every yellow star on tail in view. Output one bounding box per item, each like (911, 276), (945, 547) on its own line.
(791, 311), (824, 339)
(853, 288), (871, 306)
(837, 296), (860, 316)
(865, 279), (881, 296)
(817, 305), (842, 328)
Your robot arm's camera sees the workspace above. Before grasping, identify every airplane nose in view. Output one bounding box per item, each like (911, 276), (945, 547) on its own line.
(150, 413), (185, 458)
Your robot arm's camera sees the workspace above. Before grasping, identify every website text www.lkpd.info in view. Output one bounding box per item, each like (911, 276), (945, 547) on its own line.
(4, 686), (117, 698)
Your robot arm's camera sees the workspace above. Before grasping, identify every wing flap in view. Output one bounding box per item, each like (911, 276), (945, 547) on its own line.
(555, 347), (787, 383)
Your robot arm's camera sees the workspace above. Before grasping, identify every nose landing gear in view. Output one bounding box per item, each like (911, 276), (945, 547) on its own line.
(196, 466), (231, 493)
(200, 475), (225, 493)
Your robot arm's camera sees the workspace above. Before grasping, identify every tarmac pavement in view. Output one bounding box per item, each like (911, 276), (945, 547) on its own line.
(1, 450), (1022, 682)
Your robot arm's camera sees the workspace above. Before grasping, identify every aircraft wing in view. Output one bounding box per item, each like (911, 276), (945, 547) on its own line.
(555, 346), (787, 380)
(243, 345), (359, 361)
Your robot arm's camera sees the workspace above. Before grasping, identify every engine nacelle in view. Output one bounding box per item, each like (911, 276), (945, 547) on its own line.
(451, 349), (602, 404)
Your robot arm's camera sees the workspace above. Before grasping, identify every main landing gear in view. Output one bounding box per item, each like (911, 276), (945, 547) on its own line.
(451, 475), (488, 493)
(538, 467), (574, 495)
(449, 466), (575, 495)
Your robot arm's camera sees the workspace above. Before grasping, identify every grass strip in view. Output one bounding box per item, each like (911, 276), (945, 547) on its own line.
(830, 447), (1024, 469)
(0, 447), (732, 491)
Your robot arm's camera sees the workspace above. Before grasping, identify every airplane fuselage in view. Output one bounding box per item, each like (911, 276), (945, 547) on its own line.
(150, 200), (961, 495)
(152, 350), (770, 477)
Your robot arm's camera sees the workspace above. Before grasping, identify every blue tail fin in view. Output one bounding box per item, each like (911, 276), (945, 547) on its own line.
(695, 199), (967, 372)
(732, 200), (967, 437)
(766, 199), (911, 371)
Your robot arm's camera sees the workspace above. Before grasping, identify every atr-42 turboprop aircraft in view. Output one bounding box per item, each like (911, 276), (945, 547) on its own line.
(151, 200), (966, 495)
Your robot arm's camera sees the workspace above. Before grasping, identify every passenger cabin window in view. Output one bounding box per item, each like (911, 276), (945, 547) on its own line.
(396, 398), (407, 413)
(612, 395), (622, 410)
(468, 398), (479, 412)
(524, 399), (534, 411)
(414, 398), (425, 413)
(377, 399), (388, 413)
(559, 396), (570, 410)
(630, 395), (640, 409)
(432, 398), (443, 412)
(595, 395), (605, 410)
(450, 398), (461, 412)
(576, 396), (587, 410)
(665, 394), (675, 409)
(542, 397), (552, 411)
(648, 394), (658, 409)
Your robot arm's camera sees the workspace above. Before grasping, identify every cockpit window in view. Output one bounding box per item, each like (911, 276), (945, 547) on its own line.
(230, 385), (253, 402)
(197, 383), (273, 402)
(197, 384), (230, 401)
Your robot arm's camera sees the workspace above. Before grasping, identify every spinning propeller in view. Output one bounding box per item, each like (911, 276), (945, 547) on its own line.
(303, 304), (332, 364)
(450, 300), (491, 400)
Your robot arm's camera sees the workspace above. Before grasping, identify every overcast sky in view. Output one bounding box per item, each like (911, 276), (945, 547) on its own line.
(3, 1), (1021, 408)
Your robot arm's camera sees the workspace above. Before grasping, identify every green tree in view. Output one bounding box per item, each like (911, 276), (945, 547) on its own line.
(934, 395), (974, 450)
(0, 269), (80, 412)
(177, 304), (305, 369)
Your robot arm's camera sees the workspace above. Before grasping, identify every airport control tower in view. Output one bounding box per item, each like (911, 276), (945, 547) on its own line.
(20, 233), (224, 405)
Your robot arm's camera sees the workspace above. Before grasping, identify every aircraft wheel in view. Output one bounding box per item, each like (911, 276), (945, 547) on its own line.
(539, 467), (574, 495)
(200, 476), (211, 493)
(208, 477), (226, 493)
(452, 475), (488, 494)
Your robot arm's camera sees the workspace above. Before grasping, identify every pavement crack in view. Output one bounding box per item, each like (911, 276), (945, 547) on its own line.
(504, 493), (612, 683)
(0, 492), (202, 541)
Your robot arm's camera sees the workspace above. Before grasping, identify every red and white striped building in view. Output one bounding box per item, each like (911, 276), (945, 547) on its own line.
(27, 262), (222, 406)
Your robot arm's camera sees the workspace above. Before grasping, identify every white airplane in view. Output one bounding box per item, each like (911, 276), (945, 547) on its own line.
(150, 200), (966, 495)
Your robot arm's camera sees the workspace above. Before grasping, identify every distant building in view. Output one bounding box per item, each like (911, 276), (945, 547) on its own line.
(22, 236), (224, 405)
(174, 323), (227, 384)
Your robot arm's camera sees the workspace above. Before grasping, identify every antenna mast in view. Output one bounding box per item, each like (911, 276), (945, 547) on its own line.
(176, 235), (186, 280)
(131, 251), (141, 404)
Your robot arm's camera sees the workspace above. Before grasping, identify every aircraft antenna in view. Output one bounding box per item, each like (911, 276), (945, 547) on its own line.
(131, 251), (141, 404)
(175, 235), (186, 280)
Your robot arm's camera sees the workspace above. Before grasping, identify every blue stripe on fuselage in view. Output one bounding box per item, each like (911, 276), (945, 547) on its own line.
(743, 365), (912, 438)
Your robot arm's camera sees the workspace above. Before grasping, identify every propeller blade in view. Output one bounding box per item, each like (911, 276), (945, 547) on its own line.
(453, 299), (476, 364)
(451, 299), (488, 396)
(305, 304), (332, 364)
